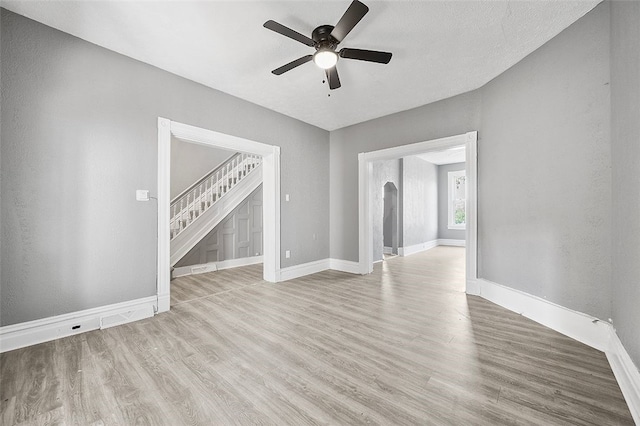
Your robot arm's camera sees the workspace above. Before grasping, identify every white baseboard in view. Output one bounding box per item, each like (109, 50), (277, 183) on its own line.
(157, 292), (170, 313)
(476, 278), (640, 422)
(466, 278), (480, 295)
(279, 259), (330, 282)
(329, 258), (361, 275)
(279, 258), (363, 282)
(437, 238), (465, 247)
(173, 256), (263, 278)
(396, 239), (465, 257)
(398, 240), (439, 257)
(476, 278), (611, 351)
(217, 256), (263, 271)
(0, 296), (157, 353)
(607, 330), (640, 425)
(383, 246), (393, 254)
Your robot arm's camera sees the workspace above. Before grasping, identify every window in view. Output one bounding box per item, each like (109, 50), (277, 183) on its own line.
(448, 170), (466, 230)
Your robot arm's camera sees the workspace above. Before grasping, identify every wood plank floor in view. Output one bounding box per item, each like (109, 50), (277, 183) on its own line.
(1, 247), (634, 425)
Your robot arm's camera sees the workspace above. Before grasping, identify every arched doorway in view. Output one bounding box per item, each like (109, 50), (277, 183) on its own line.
(382, 182), (399, 256)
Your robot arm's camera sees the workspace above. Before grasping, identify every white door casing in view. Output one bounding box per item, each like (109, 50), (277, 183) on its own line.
(358, 131), (478, 294)
(157, 118), (281, 312)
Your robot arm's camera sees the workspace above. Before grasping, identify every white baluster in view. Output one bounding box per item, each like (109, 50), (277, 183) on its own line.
(215, 172), (219, 201)
(179, 199), (185, 230)
(170, 204), (175, 237)
(234, 156), (238, 182)
(197, 185), (201, 214)
(233, 157), (237, 182)
(206, 178), (210, 207)
(186, 193), (190, 225)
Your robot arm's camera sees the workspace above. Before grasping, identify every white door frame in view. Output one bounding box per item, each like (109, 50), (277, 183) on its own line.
(157, 118), (281, 312)
(358, 131), (478, 294)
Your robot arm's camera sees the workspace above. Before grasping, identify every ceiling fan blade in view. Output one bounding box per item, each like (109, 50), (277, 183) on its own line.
(330, 0), (369, 43)
(325, 67), (341, 90)
(272, 55), (314, 75)
(264, 20), (316, 47)
(339, 48), (392, 64)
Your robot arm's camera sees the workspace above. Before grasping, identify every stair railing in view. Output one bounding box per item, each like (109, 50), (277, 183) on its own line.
(170, 152), (262, 240)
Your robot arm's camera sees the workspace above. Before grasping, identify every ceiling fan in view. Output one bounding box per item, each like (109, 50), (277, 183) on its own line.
(263, 0), (392, 90)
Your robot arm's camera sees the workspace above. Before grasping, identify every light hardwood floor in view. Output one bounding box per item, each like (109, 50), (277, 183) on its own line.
(1, 247), (634, 425)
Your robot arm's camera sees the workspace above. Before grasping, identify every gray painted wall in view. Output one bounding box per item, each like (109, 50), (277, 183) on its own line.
(437, 163), (466, 240)
(170, 138), (233, 200)
(330, 91), (482, 262)
(175, 185), (263, 267)
(610, 1), (640, 369)
(329, 3), (611, 322)
(0, 9), (329, 326)
(402, 156), (438, 247)
(371, 159), (401, 262)
(479, 2), (611, 320)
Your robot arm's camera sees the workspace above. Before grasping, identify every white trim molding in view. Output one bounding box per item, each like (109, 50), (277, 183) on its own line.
(280, 259), (330, 282)
(398, 240), (439, 257)
(607, 331), (640, 425)
(279, 258), (364, 282)
(172, 256), (263, 278)
(157, 118), (281, 313)
(358, 131), (478, 293)
(475, 277), (640, 423)
(476, 278), (611, 351)
(0, 296), (157, 353)
(438, 239), (465, 247)
(330, 258), (362, 275)
(396, 239), (466, 257)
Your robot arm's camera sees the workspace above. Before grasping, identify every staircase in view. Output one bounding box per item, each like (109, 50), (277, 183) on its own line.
(170, 152), (262, 265)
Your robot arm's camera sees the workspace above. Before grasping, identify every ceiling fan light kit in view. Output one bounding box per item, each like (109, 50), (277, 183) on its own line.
(264, 0), (392, 90)
(313, 50), (338, 69)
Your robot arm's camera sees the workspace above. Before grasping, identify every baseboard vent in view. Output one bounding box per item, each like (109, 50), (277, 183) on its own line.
(0, 296), (157, 353)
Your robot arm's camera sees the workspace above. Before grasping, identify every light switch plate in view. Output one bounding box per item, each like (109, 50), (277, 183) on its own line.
(136, 190), (150, 201)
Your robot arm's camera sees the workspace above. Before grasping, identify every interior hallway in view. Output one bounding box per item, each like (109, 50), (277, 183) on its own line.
(0, 247), (633, 425)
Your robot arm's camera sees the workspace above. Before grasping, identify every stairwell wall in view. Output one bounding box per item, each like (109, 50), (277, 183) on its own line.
(0, 9), (330, 326)
(170, 138), (234, 200)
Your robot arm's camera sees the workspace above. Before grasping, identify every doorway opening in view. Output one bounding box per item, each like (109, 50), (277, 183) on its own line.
(382, 182), (399, 258)
(358, 131), (478, 294)
(169, 138), (264, 279)
(157, 118), (281, 313)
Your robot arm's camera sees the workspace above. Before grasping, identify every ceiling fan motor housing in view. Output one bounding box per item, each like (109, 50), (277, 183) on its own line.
(312, 25), (338, 51)
(264, 0), (391, 89)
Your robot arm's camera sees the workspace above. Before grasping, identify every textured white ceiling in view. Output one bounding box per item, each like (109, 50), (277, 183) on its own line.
(2, 0), (600, 131)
